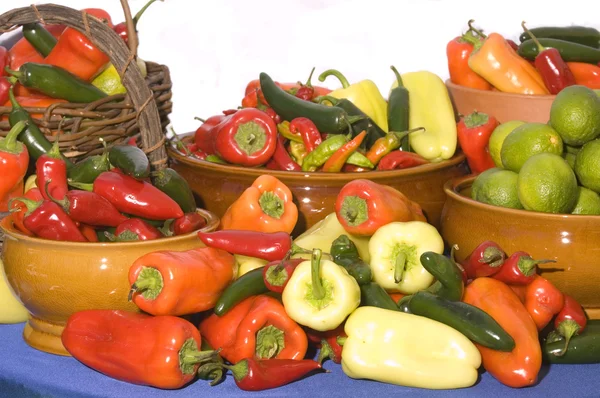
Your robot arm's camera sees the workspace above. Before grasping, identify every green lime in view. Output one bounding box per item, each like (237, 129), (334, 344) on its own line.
(549, 85), (600, 146)
(572, 186), (600, 215)
(500, 122), (563, 172)
(488, 120), (526, 168)
(574, 139), (600, 193)
(471, 167), (523, 209)
(564, 151), (577, 169)
(517, 153), (578, 214)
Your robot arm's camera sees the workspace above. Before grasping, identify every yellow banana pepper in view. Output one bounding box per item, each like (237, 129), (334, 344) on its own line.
(282, 249), (360, 332)
(368, 221), (444, 294)
(0, 259), (29, 324)
(234, 254), (268, 278)
(292, 212), (370, 262)
(319, 69), (388, 132)
(390, 71), (457, 162)
(342, 306), (481, 389)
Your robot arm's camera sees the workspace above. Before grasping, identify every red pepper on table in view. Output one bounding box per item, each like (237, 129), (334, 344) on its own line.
(521, 22), (576, 94)
(376, 150), (429, 171)
(552, 294), (588, 356)
(213, 108), (278, 167)
(446, 22), (493, 91)
(171, 212), (207, 235)
(262, 258), (304, 294)
(456, 110), (499, 174)
(0, 120), (29, 212)
(19, 198), (87, 242)
(8, 187), (43, 236)
(321, 130), (367, 173)
(523, 275), (565, 330)
(36, 142), (68, 202)
(197, 230), (292, 262)
(492, 251), (555, 285)
(62, 310), (216, 389)
(109, 218), (162, 241)
(46, 188), (128, 227)
(289, 117), (322, 153)
(459, 240), (506, 279)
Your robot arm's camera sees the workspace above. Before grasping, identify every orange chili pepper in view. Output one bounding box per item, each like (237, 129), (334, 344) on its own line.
(567, 62), (600, 89)
(199, 295), (308, 364)
(220, 174), (298, 234)
(321, 130), (367, 172)
(463, 277), (541, 388)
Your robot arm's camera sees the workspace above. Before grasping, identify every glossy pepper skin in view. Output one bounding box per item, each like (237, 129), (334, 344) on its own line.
(421, 251), (465, 301)
(36, 144), (68, 202)
(567, 62), (600, 89)
(21, 199), (87, 242)
(0, 121), (29, 211)
(197, 229), (292, 262)
(377, 150), (429, 171)
(289, 117), (322, 153)
(151, 168), (197, 214)
(194, 114), (227, 155)
(129, 247), (235, 316)
(523, 275), (565, 330)
(335, 179), (426, 236)
(387, 66), (411, 150)
(67, 139), (110, 184)
(268, 135), (301, 171)
(457, 111), (499, 174)
(62, 310), (216, 389)
(447, 27), (493, 91)
(8, 24), (64, 70)
(330, 234), (372, 286)
(365, 128), (421, 166)
(213, 268), (268, 316)
(551, 294), (588, 357)
(8, 187), (43, 236)
(49, 189), (128, 227)
(223, 358), (323, 391)
(459, 240), (507, 279)
(492, 251), (554, 285)
(199, 295), (308, 364)
(171, 212), (206, 235)
(108, 145), (150, 180)
(0, 46), (10, 106)
(463, 277), (541, 388)
(110, 218), (162, 242)
(543, 320), (600, 364)
(221, 175), (298, 234)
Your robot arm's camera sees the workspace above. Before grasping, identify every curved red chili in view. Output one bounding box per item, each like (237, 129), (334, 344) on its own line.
(289, 117), (322, 153)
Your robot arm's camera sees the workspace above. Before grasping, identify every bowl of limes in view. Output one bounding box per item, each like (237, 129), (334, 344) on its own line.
(441, 85), (600, 318)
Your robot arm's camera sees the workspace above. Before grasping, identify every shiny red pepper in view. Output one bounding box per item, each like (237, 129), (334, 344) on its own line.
(193, 114), (227, 155)
(456, 111), (499, 174)
(492, 251), (555, 285)
(223, 358), (323, 391)
(313, 324), (347, 364)
(9, 187), (43, 236)
(460, 240), (507, 279)
(552, 294), (588, 356)
(8, 24), (64, 70)
(47, 189), (128, 227)
(197, 230), (292, 262)
(213, 108), (278, 167)
(20, 198), (87, 242)
(262, 258), (304, 294)
(172, 212), (207, 235)
(262, 107), (281, 124)
(0, 120), (29, 212)
(268, 135), (301, 171)
(294, 67), (317, 101)
(110, 218), (162, 241)
(506, 39), (519, 52)
(36, 143), (68, 202)
(523, 275), (565, 330)
(376, 150), (429, 171)
(289, 117), (322, 153)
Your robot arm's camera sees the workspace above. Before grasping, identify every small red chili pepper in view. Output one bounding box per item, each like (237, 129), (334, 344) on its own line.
(79, 224), (99, 242)
(36, 147), (68, 202)
(492, 251), (555, 285)
(8, 187), (43, 236)
(552, 294), (588, 356)
(193, 114), (227, 155)
(289, 117), (322, 153)
(262, 258), (304, 294)
(108, 218), (162, 242)
(522, 22), (576, 94)
(446, 23), (492, 91)
(295, 67), (317, 101)
(460, 240), (507, 279)
(172, 212), (207, 235)
(322, 130), (367, 173)
(197, 230), (292, 262)
(376, 150), (430, 171)
(315, 324), (347, 364)
(268, 135), (301, 171)
(523, 275), (565, 330)
(19, 198), (87, 242)
(456, 110), (499, 174)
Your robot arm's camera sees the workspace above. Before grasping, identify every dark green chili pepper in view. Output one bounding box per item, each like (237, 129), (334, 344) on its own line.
(388, 66), (410, 151)
(330, 235), (372, 285)
(543, 320), (600, 364)
(214, 268), (268, 316)
(151, 168), (197, 214)
(108, 144), (151, 180)
(421, 251), (465, 302)
(302, 134), (349, 172)
(397, 295), (412, 313)
(360, 282), (400, 311)
(518, 38), (600, 63)
(22, 23), (57, 57)
(7, 63), (107, 103)
(67, 140), (110, 183)
(518, 26), (600, 48)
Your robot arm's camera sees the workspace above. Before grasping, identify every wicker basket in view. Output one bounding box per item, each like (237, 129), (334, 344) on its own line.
(0, 3), (172, 167)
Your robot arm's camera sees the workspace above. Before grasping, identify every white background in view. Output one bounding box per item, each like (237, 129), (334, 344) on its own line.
(4, 0), (600, 134)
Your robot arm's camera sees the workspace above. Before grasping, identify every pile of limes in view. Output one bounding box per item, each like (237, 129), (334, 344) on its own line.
(471, 86), (600, 215)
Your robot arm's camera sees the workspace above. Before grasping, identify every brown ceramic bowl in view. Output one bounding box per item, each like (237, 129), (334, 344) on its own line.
(0, 208), (219, 356)
(445, 80), (555, 123)
(440, 175), (600, 319)
(168, 135), (469, 235)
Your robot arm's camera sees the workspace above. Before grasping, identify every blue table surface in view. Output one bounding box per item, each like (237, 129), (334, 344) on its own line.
(1, 322), (600, 398)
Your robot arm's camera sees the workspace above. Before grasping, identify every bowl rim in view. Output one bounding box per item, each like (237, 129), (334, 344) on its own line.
(444, 175), (600, 221)
(0, 207), (220, 248)
(444, 79), (556, 100)
(168, 133), (467, 179)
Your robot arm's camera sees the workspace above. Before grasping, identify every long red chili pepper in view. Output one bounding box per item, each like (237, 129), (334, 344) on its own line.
(109, 218), (162, 242)
(269, 135), (301, 171)
(552, 294), (588, 356)
(460, 241), (507, 279)
(197, 230), (292, 262)
(524, 275), (565, 330)
(172, 212), (207, 235)
(322, 131), (367, 173)
(262, 258), (304, 293)
(224, 358), (324, 391)
(36, 143), (68, 202)
(376, 150), (429, 171)
(492, 251), (555, 285)
(289, 117), (322, 153)
(19, 198), (87, 242)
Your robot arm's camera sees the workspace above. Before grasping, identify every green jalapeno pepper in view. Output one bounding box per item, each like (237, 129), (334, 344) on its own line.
(302, 134), (349, 172)
(518, 26), (600, 48)
(22, 23), (57, 57)
(360, 282), (400, 311)
(151, 168), (197, 214)
(397, 295), (412, 313)
(330, 235), (372, 285)
(67, 140), (110, 183)
(421, 251), (465, 302)
(543, 320), (600, 364)
(518, 38), (600, 63)
(213, 267), (268, 316)
(388, 66), (410, 151)
(108, 144), (151, 180)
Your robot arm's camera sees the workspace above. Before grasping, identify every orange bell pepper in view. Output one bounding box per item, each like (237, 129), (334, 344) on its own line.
(128, 247), (236, 316)
(467, 32), (549, 95)
(220, 174), (298, 234)
(8, 24), (65, 70)
(567, 62), (600, 89)
(199, 295), (308, 364)
(463, 277), (541, 388)
(43, 9), (113, 81)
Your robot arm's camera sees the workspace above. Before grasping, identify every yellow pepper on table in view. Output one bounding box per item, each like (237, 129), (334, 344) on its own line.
(341, 306), (482, 389)
(0, 259), (29, 324)
(318, 69), (389, 132)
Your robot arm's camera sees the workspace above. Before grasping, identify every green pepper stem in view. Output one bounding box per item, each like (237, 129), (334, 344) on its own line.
(129, 266), (164, 301)
(8, 85), (22, 110)
(0, 120), (27, 153)
(170, 127), (191, 156)
(388, 127), (426, 142)
(318, 69), (350, 88)
(554, 320), (580, 357)
(394, 252), (407, 283)
(43, 179), (69, 211)
(194, 116), (207, 123)
(311, 248), (326, 300)
(11, 197), (41, 216)
(4, 67), (21, 80)
(468, 19), (487, 38)
(259, 191), (285, 219)
(303, 67), (316, 88)
(47, 134), (63, 160)
(336, 336), (347, 346)
(390, 65), (404, 88)
(68, 180), (94, 191)
(314, 95), (340, 105)
(521, 21), (545, 53)
(133, 0), (163, 28)
(255, 325), (285, 359)
(346, 115), (365, 126)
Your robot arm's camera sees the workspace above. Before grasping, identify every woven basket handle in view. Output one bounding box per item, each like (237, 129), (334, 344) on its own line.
(0, 3), (167, 170)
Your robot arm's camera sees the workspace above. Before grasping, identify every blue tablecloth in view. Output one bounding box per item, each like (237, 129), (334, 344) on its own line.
(1, 322), (599, 398)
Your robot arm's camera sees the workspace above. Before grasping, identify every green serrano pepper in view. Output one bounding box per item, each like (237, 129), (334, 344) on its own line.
(518, 26), (600, 48)
(518, 38), (600, 63)
(22, 23), (58, 57)
(543, 320), (600, 364)
(388, 66), (410, 151)
(330, 235), (372, 285)
(259, 72), (363, 134)
(213, 267), (268, 316)
(360, 282), (400, 311)
(67, 140), (111, 183)
(151, 168), (197, 214)
(421, 251), (465, 302)
(108, 144), (151, 180)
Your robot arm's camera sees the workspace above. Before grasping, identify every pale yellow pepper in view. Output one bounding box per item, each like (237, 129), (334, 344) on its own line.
(0, 259), (28, 324)
(342, 306), (481, 389)
(235, 254), (268, 278)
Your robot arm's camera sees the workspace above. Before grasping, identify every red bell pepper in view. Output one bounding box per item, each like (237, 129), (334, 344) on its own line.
(335, 179), (427, 236)
(262, 258), (304, 294)
(19, 198), (87, 242)
(223, 358), (323, 391)
(46, 188), (128, 227)
(108, 218), (162, 242)
(376, 150), (429, 170)
(8, 24), (64, 70)
(0, 120), (29, 212)
(457, 111), (499, 174)
(552, 294), (588, 356)
(213, 108), (278, 167)
(8, 187), (43, 236)
(459, 240), (506, 279)
(523, 275), (565, 330)
(267, 135), (301, 171)
(36, 142), (68, 202)
(62, 310), (216, 389)
(197, 230), (292, 262)
(171, 212), (207, 235)
(128, 247), (236, 315)
(193, 114), (227, 154)
(492, 251), (555, 285)
(289, 117), (322, 153)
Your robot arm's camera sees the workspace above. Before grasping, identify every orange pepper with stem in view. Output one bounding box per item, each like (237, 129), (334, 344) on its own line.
(463, 277), (541, 388)
(567, 62), (600, 89)
(220, 174), (298, 234)
(322, 130), (367, 172)
(446, 20), (492, 91)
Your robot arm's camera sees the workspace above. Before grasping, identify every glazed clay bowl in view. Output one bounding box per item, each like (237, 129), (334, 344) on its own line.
(445, 80), (555, 124)
(168, 136), (469, 236)
(0, 208), (219, 356)
(440, 175), (600, 319)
